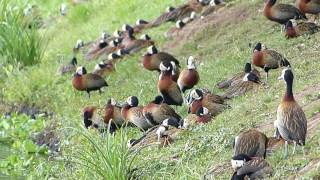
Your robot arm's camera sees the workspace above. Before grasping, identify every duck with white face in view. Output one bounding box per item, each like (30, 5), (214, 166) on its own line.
(222, 63), (262, 99)
(121, 96), (154, 131)
(72, 66), (108, 98)
(92, 61), (115, 79)
(142, 45), (180, 72)
(231, 154), (273, 180)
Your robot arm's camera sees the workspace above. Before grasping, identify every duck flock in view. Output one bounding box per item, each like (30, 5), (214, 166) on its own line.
(55, 0), (320, 179)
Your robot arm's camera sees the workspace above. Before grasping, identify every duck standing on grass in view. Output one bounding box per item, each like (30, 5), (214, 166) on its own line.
(72, 66), (108, 98)
(252, 42), (291, 82)
(274, 68), (307, 158)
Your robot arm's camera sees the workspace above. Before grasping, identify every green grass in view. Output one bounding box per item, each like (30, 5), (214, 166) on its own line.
(0, 0), (45, 67)
(0, 0), (320, 179)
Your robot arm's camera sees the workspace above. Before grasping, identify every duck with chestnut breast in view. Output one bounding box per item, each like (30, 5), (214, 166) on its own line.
(274, 68), (307, 158)
(72, 66), (108, 98)
(83, 106), (117, 134)
(285, 20), (319, 38)
(177, 56), (199, 93)
(104, 98), (126, 127)
(143, 96), (182, 126)
(233, 129), (268, 159)
(263, 0), (307, 25)
(252, 42), (291, 82)
(231, 154), (273, 180)
(121, 96), (154, 131)
(58, 56), (77, 75)
(188, 88), (228, 116)
(142, 45), (180, 72)
(158, 62), (184, 106)
(183, 107), (213, 128)
(165, 12), (196, 38)
(222, 63), (262, 99)
(92, 61), (115, 79)
(217, 62), (260, 89)
(121, 34), (154, 54)
(296, 0), (320, 16)
(201, 0), (226, 17)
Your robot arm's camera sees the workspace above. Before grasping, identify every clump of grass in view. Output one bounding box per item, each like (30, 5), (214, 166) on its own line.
(0, 0), (45, 66)
(65, 126), (136, 180)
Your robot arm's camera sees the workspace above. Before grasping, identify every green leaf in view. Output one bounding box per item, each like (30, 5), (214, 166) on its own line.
(23, 140), (37, 153)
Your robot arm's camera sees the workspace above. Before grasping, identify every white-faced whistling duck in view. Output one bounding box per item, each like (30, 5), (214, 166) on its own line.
(285, 20), (319, 38)
(231, 154), (273, 180)
(92, 61), (115, 79)
(82, 106), (117, 134)
(177, 56), (200, 93)
(142, 45), (180, 72)
(104, 98), (126, 127)
(233, 129), (268, 159)
(189, 88), (228, 116)
(201, 0), (226, 17)
(274, 68), (307, 158)
(58, 56), (77, 75)
(296, 0), (320, 16)
(217, 62), (260, 89)
(72, 66), (108, 98)
(158, 62), (184, 106)
(252, 42), (291, 82)
(263, 0), (307, 25)
(143, 96), (182, 126)
(122, 34), (154, 54)
(222, 63), (262, 99)
(121, 96), (154, 131)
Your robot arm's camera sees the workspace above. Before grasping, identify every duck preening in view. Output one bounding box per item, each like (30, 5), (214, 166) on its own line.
(285, 20), (319, 38)
(72, 66), (108, 98)
(82, 106), (117, 134)
(252, 42), (291, 82)
(274, 68), (307, 158)
(157, 62), (184, 106)
(188, 88), (228, 116)
(231, 154), (273, 180)
(233, 129), (268, 159)
(177, 56), (200, 93)
(104, 98), (126, 127)
(263, 0), (307, 25)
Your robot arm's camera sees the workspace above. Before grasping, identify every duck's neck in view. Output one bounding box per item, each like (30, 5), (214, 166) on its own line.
(283, 80), (294, 102)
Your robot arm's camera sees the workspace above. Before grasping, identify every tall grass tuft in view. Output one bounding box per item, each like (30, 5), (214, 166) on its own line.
(65, 126), (137, 180)
(0, 0), (45, 66)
